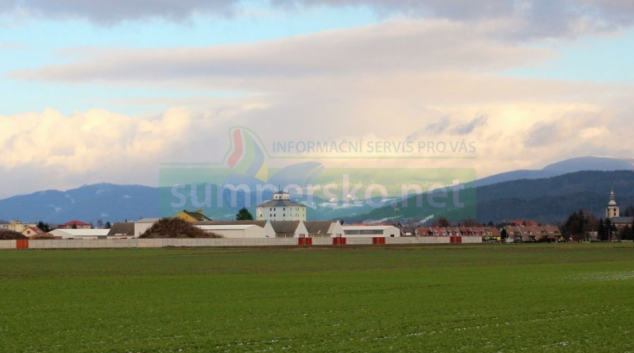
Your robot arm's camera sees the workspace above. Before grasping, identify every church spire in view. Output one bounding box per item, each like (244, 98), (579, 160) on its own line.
(607, 186), (620, 219)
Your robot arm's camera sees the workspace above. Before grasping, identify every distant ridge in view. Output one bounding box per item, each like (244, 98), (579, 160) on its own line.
(0, 183), (159, 224)
(356, 170), (634, 224)
(543, 156), (634, 173)
(476, 156), (634, 187)
(1, 156), (634, 224)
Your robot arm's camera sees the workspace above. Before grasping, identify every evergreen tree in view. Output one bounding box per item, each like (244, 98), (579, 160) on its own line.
(500, 229), (508, 240)
(598, 218), (605, 241)
(436, 217), (450, 227)
(236, 207), (254, 221)
(605, 218), (612, 241)
(37, 221), (51, 232)
(104, 221), (112, 229)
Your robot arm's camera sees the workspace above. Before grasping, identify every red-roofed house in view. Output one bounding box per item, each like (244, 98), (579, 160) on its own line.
(22, 226), (45, 237)
(58, 220), (92, 229)
(508, 220), (538, 227)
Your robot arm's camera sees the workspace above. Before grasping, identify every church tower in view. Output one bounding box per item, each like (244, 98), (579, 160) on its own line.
(606, 186), (620, 219)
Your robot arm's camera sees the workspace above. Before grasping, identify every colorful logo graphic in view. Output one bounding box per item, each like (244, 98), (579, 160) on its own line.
(226, 128), (268, 181)
(159, 127), (476, 222)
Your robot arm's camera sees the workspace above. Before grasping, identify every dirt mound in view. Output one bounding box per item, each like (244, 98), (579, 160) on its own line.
(0, 230), (28, 240)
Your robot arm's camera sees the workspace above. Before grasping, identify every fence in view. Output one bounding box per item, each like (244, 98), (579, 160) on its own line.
(0, 236), (482, 250)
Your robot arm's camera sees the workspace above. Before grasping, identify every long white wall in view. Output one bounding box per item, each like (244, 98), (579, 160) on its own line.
(0, 236), (482, 250)
(0, 240), (16, 249)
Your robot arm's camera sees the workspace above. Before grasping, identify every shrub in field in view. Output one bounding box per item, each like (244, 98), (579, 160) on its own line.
(140, 218), (221, 238)
(0, 230), (27, 240)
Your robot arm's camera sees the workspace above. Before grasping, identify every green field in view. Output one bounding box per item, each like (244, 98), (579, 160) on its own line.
(1, 244), (634, 352)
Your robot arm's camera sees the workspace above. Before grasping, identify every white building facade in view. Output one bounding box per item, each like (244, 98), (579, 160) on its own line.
(195, 221), (276, 238)
(342, 225), (401, 238)
(256, 191), (307, 222)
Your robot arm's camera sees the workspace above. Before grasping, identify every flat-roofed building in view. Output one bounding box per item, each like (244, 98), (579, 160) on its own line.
(342, 224), (400, 238)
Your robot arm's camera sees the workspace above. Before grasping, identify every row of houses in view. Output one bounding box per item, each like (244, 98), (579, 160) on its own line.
(0, 221), (36, 233)
(0, 220), (93, 238)
(4, 213), (564, 244)
(501, 225), (562, 242)
(416, 227), (501, 238)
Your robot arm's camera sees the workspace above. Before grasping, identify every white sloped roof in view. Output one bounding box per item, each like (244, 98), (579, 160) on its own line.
(196, 225), (257, 230)
(50, 229), (110, 237)
(342, 225), (397, 230)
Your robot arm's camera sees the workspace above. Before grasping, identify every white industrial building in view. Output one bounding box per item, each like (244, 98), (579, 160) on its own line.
(194, 220), (276, 238)
(342, 225), (401, 238)
(134, 218), (160, 237)
(196, 224), (267, 238)
(270, 221), (309, 238)
(49, 229), (110, 240)
(304, 221), (344, 238)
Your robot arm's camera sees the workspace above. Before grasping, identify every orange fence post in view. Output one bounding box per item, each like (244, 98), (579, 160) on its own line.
(298, 238), (313, 246)
(372, 237), (385, 245)
(333, 237), (347, 245)
(16, 239), (29, 249)
(449, 236), (462, 244)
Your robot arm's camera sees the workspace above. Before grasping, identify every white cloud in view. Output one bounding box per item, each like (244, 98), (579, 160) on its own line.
(1, 86), (633, 199)
(0, 108), (201, 195)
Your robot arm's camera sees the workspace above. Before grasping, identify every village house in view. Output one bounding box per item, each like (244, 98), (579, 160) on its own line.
(58, 220), (92, 229)
(501, 225), (562, 242)
(22, 226), (46, 238)
(0, 221), (37, 233)
(134, 218), (160, 237)
(417, 227), (501, 239)
(107, 222), (136, 237)
(173, 210), (212, 222)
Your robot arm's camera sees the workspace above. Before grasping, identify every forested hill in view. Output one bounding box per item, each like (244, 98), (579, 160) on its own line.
(355, 170), (634, 224)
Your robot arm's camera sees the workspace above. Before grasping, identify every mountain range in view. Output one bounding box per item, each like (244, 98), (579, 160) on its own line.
(475, 156), (634, 187)
(1, 156), (633, 224)
(358, 170), (634, 224)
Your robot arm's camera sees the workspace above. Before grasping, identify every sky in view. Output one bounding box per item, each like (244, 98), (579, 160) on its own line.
(1, 0), (634, 198)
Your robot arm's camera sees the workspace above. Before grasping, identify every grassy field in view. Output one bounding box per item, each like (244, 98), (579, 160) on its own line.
(1, 244), (634, 352)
